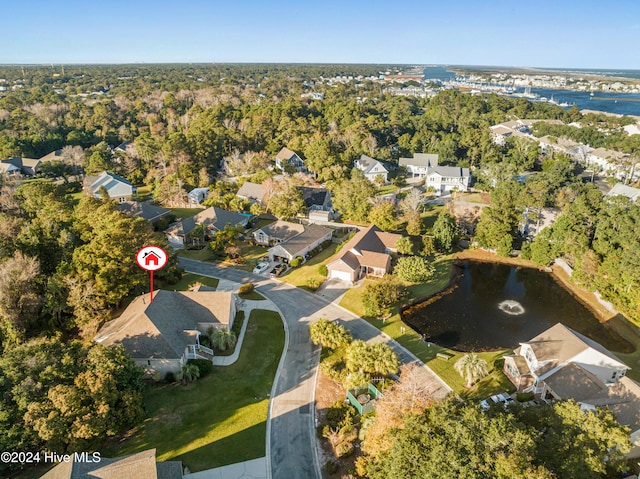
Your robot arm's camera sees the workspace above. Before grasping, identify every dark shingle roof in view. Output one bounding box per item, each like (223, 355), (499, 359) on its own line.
(275, 224), (332, 257)
(116, 201), (170, 222)
(297, 186), (330, 208)
(164, 207), (246, 237)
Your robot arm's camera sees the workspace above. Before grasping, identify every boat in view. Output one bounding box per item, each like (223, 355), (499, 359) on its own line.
(559, 101), (570, 107)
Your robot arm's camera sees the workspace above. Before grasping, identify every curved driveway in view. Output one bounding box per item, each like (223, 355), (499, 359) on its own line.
(179, 258), (451, 479)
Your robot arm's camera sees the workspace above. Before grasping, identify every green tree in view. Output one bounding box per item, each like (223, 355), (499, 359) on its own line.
(394, 236), (414, 255)
(209, 328), (237, 352)
(267, 182), (304, 219)
(330, 176), (375, 223)
(182, 362), (201, 384)
(309, 319), (352, 350)
(369, 201), (398, 231)
(362, 276), (407, 317)
(453, 353), (489, 387)
(432, 210), (458, 253)
(345, 340), (399, 377)
(393, 256), (434, 283)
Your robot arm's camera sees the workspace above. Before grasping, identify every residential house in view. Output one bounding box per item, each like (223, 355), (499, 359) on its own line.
(586, 147), (628, 175)
(95, 290), (236, 376)
(253, 219), (305, 246)
(267, 224), (333, 263)
(354, 154), (389, 183)
(237, 181), (267, 205)
(85, 171), (137, 202)
(326, 225), (401, 282)
(537, 136), (582, 157)
(0, 160), (21, 178)
(116, 201), (171, 224)
(605, 183), (640, 202)
(1, 157), (41, 176)
(164, 206), (248, 248)
(275, 147), (306, 173)
(399, 153), (439, 178)
(40, 448), (183, 479)
(39, 149), (64, 162)
(187, 187), (210, 205)
(489, 120), (537, 145)
(297, 186), (332, 211)
(503, 323), (640, 457)
(426, 165), (470, 196)
(114, 141), (137, 157)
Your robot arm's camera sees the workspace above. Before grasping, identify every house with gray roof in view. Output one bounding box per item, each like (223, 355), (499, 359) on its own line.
(297, 186), (332, 211)
(85, 171), (137, 202)
(425, 165), (470, 196)
(267, 224), (333, 263)
(164, 207), (248, 249)
(95, 290), (236, 376)
(504, 323), (640, 457)
(399, 153), (439, 178)
(1, 157), (41, 176)
(275, 147), (306, 173)
(116, 201), (171, 223)
(40, 448), (182, 479)
(237, 181), (267, 204)
(605, 183), (640, 203)
(354, 154), (389, 183)
(253, 219), (305, 246)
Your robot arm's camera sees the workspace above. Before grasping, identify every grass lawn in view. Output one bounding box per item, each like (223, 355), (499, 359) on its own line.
(169, 207), (204, 220)
(136, 185), (153, 200)
(376, 184), (399, 196)
(339, 257), (514, 400)
(177, 248), (216, 262)
(221, 243), (268, 272)
(279, 242), (340, 291)
(165, 272), (219, 291)
(421, 204), (444, 231)
(103, 309), (284, 472)
(458, 192), (491, 205)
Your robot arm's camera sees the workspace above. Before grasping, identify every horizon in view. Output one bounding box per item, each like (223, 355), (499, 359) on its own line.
(2, 0), (639, 68)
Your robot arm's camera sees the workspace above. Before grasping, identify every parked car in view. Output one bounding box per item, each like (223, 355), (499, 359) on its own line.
(269, 263), (287, 278)
(253, 262), (270, 274)
(480, 392), (514, 410)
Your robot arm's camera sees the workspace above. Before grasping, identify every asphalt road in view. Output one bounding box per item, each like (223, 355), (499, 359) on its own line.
(179, 258), (451, 479)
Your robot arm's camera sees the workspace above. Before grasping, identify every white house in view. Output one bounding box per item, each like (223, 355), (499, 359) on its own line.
(425, 165), (470, 196)
(586, 147), (627, 175)
(85, 171), (137, 202)
(605, 183), (640, 202)
(275, 147), (306, 173)
(354, 154), (388, 183)
(399, 153), (439, 178)
(188, 187), (210, 205)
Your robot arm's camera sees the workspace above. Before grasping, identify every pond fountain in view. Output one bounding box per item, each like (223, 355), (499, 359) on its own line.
(402, 261), (632, 353)
(498, 300), (525, 316)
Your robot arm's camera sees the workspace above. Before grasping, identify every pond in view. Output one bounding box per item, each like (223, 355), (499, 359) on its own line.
(402, 261), (633, 353)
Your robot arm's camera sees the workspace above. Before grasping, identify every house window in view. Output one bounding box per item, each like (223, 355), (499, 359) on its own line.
(118, 197), (126, 203)
(147, 360), (151, 366)
(611, 371), (617, 380)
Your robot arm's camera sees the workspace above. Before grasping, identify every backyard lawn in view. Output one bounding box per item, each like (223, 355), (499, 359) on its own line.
(279, 242), (340, 291)
(339, 257), (514, 399)
(104, 309), (285, 472)
(176, 248), (216, 262)
(165, 272), (219, 291)
(221, 243), (268, 272)
(169, 207), (204, 220)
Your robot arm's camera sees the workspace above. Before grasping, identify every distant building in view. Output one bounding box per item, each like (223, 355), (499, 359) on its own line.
(275, 147), (306, 173)
(1, 157), (41, 176)
(605, 183), (640, 202)
(187, 187), (210, 205)
(85, 171), (137, 202)
(399, 153), (439, 178)
(354, 154), (388, 183)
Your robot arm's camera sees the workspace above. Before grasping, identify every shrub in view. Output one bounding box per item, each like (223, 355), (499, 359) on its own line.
(335, 441), (354, 458)
(239, 282), (254, 295)
(326, 400), (356, 429)
(164, 371), (176, 383)
(516, 392), (535, 402)
(290, 256), (303, 267)
(189, 359), (213, 378)
(310, 319), (352, 349)
(318, 264), (328, 276)
(307, 278), (320, 291)
(394, 256), (435, 283)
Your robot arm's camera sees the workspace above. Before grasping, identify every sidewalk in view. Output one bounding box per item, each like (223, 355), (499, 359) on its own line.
(184, 457), (266, 479)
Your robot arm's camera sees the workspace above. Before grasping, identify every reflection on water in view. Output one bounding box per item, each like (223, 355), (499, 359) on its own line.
(402, 261), (632, 353)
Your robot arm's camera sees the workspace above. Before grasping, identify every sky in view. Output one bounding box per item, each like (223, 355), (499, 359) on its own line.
(2, 0), (640, 69)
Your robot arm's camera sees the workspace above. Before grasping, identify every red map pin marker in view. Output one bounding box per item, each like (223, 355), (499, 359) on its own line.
(136, 246), (168, 302)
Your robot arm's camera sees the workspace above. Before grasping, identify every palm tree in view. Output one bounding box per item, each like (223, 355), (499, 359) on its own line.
(454, 353), (489, 388)
(182, 363), (200, 384)
(210, 328), (237, 352)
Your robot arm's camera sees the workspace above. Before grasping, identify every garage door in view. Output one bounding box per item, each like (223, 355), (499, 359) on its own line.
(329, 269), (352, 281)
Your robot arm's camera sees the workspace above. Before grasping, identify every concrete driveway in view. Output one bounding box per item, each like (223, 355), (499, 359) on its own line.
(178, 258), (451, 479)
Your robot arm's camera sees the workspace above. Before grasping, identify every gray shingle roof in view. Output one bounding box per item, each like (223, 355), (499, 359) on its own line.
(399, 153), (439, 168)
(275, 224), (332, 257)
(116, 201), (170, 222)
(236, 182), (266, 203)
(164, 207), (247, 237)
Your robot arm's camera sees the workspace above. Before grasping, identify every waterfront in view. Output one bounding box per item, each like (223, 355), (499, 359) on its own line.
(402, 261), (633, 353)
(526, 87), (640, 116)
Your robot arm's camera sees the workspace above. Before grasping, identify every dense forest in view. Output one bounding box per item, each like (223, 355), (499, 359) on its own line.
(1, 64), (640, 474)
